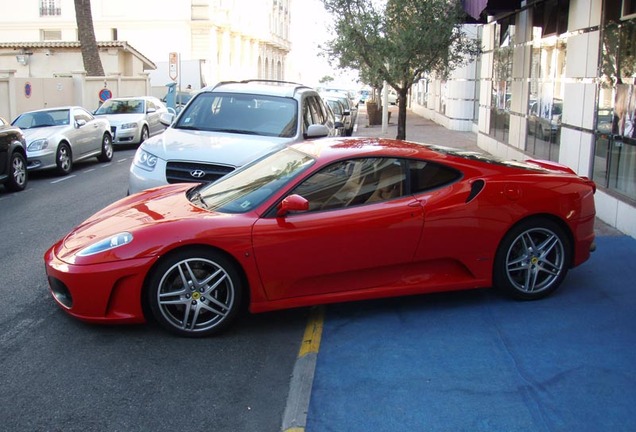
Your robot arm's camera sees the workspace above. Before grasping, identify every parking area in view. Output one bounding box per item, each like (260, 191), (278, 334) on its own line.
(296, 108), (636, 431)
(306, 234), (636, 431)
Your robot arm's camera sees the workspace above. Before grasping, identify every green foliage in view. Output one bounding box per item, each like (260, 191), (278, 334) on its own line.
(321, 0), (481, 139)
(321, 0), (480, 91)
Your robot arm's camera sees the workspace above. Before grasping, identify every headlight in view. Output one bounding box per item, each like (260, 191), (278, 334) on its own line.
(28, 139), (49, 151)
(133, 148), (159, 171)
(120, 122), (138, 129)
(77, 232), (134, 257)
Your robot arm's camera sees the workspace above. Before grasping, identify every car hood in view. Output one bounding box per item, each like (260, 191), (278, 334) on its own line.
(57, 184), (210, 263)
(22, 126), (65, 141)
(141, 127), (289, 167)
(96, 113), (144, 125)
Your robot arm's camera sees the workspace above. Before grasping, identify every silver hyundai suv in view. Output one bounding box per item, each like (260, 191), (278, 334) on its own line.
(128, 80), (339, 195)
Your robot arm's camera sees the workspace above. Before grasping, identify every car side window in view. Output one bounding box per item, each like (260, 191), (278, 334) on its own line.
(408, 160), (461, 193)
(290, 157), (406, 212)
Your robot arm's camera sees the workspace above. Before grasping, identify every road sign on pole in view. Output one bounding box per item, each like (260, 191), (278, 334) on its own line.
(169, 52), (178, 81)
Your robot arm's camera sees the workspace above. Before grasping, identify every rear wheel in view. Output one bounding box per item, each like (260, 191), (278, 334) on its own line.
(147, 248), (244, 337)
(493, 218), (571, 300)
(56, 142), (72, 175)
(7, 152), (27, 191)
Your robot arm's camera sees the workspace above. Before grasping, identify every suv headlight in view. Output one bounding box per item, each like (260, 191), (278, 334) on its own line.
(133, 148), (159, 171)
(28, 139), (49, 151)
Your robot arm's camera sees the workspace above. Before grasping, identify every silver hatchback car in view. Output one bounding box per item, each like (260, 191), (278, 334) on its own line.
(128, 80), (337, 194)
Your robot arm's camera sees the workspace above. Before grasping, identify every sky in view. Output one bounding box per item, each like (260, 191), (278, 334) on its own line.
(288, 0), (360, 89)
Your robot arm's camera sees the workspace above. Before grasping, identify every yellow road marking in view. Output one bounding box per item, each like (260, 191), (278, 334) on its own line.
(299, 306), (324, 357)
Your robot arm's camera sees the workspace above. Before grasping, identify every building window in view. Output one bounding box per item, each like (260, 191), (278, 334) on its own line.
(40, 0), (61, 16)
(111, 28), (118, 41)
(41, 29), (62, 41)
(489, 18), (514, 143)
(525, 0), (567, 162)
(595, 17), (636, 201)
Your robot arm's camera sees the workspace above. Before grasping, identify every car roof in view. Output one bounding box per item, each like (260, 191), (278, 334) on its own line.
(291, 137), (455, 162)
(203, 80), (316, 98)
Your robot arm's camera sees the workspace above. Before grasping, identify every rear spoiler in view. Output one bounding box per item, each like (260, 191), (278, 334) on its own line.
(526, 158), (596, 193)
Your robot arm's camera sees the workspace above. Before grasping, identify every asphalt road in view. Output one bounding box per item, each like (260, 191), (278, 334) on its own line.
(0, 148), (306, 432)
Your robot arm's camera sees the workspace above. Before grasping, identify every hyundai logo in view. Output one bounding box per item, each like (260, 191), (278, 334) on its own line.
(190, 169), (206, 179)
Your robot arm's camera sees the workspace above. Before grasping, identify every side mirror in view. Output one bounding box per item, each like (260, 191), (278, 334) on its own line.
(147, 107), (156, 114)
(305, 124), (329, 139)
(334, 121), (344, 129)
(75, 119), (87, 128)
(159, 112), (175, 127)
(277, 194), (309, 217)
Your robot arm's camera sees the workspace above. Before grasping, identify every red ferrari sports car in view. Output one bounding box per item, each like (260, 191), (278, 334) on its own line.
(45, 137), (596, 337)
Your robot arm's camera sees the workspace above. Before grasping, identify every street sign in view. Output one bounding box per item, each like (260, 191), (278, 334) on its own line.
(99, 88), (112, 102)
(169, 52), (178, 81)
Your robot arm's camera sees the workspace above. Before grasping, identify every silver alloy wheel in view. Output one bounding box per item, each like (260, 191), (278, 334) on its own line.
(58, 145), (71, 173)
(103, 134), (113, 159)
(12, 154), (26, 187)
(140, 126), (149, 144)
(504, 227), (565, 294)
(156, 257), (235, 334)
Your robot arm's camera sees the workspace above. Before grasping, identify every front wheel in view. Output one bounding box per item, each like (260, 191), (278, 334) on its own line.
(139, 126), (149, 144)
(97, 133), (113, 162)
(146, 248), (244, 337)
(493, 218), (571, 300)
(56, 142), (72, 175)
(7, 152), (28, 191)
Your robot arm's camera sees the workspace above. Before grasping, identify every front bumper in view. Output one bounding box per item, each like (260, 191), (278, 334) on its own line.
(44, 245), (157, 324)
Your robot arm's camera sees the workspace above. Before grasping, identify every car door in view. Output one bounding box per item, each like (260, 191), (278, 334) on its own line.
(146, 99), (161, 136)
(73, 108), (102, 156)
(251, 157), (424, 301)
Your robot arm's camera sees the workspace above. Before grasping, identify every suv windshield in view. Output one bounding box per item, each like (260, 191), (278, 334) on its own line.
(188, 147), (314, 213)
(175, 92), (298, 138)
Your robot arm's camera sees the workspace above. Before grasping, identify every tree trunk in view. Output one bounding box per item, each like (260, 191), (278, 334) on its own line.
(74, 0), (105, 77)
(396, 88), (409, 140)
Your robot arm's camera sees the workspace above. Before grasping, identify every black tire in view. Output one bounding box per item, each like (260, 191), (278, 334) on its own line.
(493, 218), (571, 300)
(56, 142), (72, 175)
(146, 248), (243, 337)
(139, 125), (149, 144)
(6, 151), (28, 192)
(97, 133), (113, 162)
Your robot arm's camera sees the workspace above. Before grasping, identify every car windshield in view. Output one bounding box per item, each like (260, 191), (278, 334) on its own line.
(95, 100), (144, 115)
(175, 92), (298, 138)
(13, 109), (69, 129)
(188, 147), (314, 213)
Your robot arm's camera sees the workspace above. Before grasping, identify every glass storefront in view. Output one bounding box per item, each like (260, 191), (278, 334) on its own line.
(595, 15), (636, 201)
(489, 18), (513, 143)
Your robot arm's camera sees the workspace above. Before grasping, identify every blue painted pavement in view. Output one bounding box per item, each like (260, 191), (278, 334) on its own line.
(306, 236), (636, 432)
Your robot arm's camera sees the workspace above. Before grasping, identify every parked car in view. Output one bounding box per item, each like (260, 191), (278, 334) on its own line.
(12, 106), (112, 175)
(322, 92), (357, 136)
(0, 116), (28, 192)
(94, 96), (168, 146)
(529, 100), (562, 140)
(128, 79), (337, 194)
(323, 96), (349, 136)
(45, 137), (596, 337)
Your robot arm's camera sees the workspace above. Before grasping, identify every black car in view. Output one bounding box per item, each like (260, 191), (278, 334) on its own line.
(0, 116), (28, 192)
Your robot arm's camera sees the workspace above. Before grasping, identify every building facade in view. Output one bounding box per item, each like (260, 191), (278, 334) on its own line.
(411, 0), (636, 239)
(0, 0), (292, 89)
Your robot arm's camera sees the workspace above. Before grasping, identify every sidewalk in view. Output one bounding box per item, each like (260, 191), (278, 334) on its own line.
(354, 105), (481, 152)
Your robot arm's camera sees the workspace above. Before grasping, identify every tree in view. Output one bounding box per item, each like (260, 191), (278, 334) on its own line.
(74, 0), (105, 76)
(321, 0), (480, 139)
